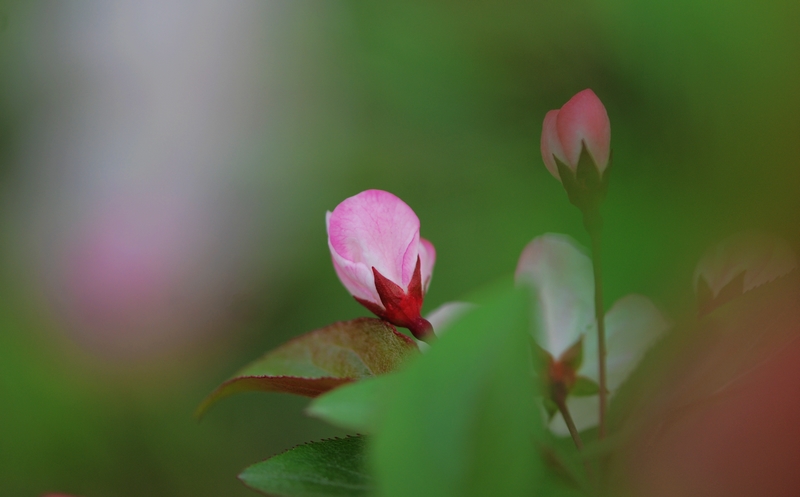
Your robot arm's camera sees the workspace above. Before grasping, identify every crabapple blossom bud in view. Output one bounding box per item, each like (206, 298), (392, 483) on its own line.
(326, 190), (436, 340)
(516, 234), (669, 434)
(541, 89), (611, 181)
(541, 90), (612, 218)
(694, 232), (797, 315)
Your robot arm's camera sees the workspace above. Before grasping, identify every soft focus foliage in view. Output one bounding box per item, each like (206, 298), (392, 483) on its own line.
(694, 231), (797, 313)
(307, 374), (399, 434)
(609, 272), (800, 497)
(196, 318), (418, 418)
(371, 287), (544, 497)
(1, 0), (799, 496)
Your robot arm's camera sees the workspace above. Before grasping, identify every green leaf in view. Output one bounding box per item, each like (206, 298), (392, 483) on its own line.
(306, 374), (399, 434)
(542, 397), (559, 420)
(240, 436), (372, 497)
(371, 286), (545, 497)
(574, 145), (603, 196)
(196, 318), (418, 418)
(570, 376), (600, 397)
(560, 336), (584, 371)
(539, 431), (593, 495)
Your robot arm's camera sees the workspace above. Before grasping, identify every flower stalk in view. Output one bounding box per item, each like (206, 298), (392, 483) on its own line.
(540, 88), (613, 440)
(552, 383), (584, 451)
(583, 206), (607, 440)
(552, 380), (595, 487)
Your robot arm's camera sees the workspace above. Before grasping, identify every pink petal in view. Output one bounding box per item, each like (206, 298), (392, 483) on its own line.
(555, 89), (610, 171)
(540, 110), (567, 179)
(400, 231), (421, 289)
(694, 231), (797, 298)
(515, 234), (595, 359)
(327, 190), (420, 290)
(328, 235), (381, 304)
(419, 237), (436, 293)
(550, 295), (668, 435)
(580, 294), (669, 389)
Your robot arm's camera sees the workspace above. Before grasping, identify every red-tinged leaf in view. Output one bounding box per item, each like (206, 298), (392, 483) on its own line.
(610, 271), (800, 432)
(196, 318), (418, 418)
(610, 272), (800, 496)
(697, 271), (745, 316)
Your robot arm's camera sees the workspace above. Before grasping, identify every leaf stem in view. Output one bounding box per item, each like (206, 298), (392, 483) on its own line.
(583, 207), (607, 440)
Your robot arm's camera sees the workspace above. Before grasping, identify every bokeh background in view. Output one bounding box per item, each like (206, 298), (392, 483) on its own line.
(0, 1), (798, 496)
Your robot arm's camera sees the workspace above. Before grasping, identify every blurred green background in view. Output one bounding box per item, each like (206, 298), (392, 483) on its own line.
(0, 1), (798, 495)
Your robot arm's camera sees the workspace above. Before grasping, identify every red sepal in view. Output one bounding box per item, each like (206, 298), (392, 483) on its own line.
(353, 257), (433, 341)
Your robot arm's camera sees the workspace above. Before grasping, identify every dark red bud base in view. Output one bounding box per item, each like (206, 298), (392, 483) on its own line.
(538, 338), (588, 405)
(547, 354), (577, 403)
(354, 257), (434, 341)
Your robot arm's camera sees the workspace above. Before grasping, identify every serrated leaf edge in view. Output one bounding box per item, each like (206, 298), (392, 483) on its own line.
(237, 435), (371, 497)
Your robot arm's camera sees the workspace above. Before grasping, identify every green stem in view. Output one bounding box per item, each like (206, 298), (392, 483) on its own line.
(554, 390), (596, 489)
(554, 393), (584, 451)
(583, 207), (607, 440)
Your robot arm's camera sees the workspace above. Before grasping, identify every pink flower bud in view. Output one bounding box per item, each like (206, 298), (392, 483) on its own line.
(326, 190), (436, 339)
(541, 89), (611, 181)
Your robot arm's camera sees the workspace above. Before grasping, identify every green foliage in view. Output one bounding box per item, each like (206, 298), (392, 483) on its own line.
(539, 432), (593, 496)
(307, 374), (399, 434)
(239, 436), (372, 497)
(196, 318), (418, 418)
(560, 336), (584, 370)
(608, 271), (800, 434)
(570, 376), (600, 397)
(555, 146), (611, 215)
(696, 271), (745, 316)
(2, 0), (799, 495)
(370, 286), (546, 497)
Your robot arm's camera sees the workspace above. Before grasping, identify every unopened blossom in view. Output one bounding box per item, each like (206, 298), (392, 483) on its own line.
(327, 190), (436, 340)
(516, 234), (669, 434)
(541, 89), (611, 182)
(694, 231), (797, 314)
